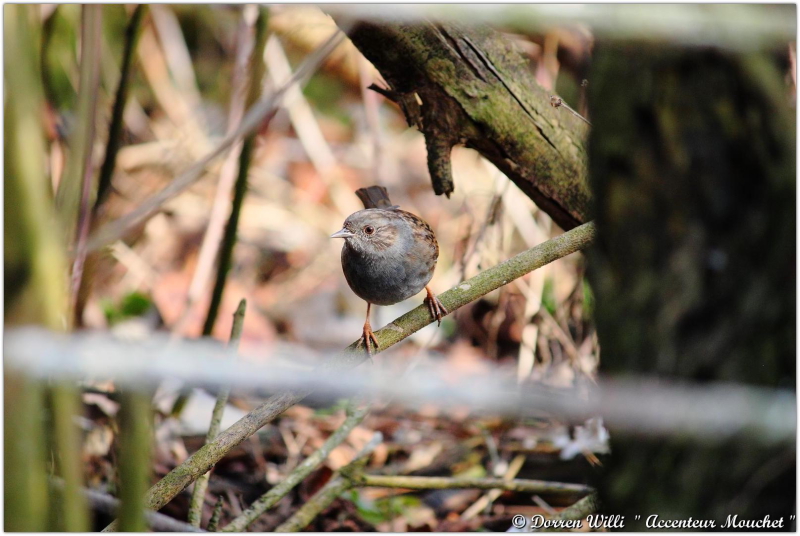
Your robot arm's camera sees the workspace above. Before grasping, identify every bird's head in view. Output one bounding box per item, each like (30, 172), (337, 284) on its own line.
(331, 209), (402, 255)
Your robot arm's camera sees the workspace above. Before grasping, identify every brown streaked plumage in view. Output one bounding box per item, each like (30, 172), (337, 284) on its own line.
(331, 187), (447, 356)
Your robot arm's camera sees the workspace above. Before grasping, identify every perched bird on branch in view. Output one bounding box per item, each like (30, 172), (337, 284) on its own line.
(331, 186), (447, 356)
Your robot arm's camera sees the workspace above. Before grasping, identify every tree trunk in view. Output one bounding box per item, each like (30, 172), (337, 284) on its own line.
(346, 22), (591, 230)
(586, 43), (796, 528)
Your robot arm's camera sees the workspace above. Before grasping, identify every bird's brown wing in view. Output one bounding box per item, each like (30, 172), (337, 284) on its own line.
(397, 209), (439, 264)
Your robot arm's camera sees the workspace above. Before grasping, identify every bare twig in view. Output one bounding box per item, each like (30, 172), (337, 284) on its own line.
(135, 22), (209, 155)
(73, 5), (147, 328)
(269, 452), (589, 532)
(222, 404), (370, 532)
(557, 492), (599, 520)
(188, 300), (247, 527)
(150, 5), (205, 115)
(201, 8), (269, 336)
(541, 493), (599, 530)
(51, 479), (205, 532)
(206, 496), (225, 532)
(4, 6), (67, 527)
(103, 391), (307, 533)
(50, 384), (89, 530)
(461, 454), (526, 520)
(64, 5), (103, 325)
(358, 56), (389, 184)
(355, 474), (590, 496)
(550, 96), (592, 126)
(86, 28), (347, 253)
(168, 7), (265, 418)
(263, 33), (358, 219)
(115, 391), (153, 532)
(273, 433), (383, 532)
(95, 5), (147, 212)
(171, 5), (259, 338)
(265, 35), (336, 174)
(5, 373), (50, 531)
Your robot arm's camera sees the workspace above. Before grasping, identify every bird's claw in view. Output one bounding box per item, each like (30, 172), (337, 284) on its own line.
(424, 290), (447, 327)
(359, 323), (379, 360)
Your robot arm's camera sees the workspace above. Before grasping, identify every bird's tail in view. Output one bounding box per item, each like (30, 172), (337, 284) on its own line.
(356, 185), (394, 209)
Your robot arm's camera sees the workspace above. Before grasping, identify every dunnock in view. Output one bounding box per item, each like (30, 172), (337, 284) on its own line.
(331, 186), (447, 355)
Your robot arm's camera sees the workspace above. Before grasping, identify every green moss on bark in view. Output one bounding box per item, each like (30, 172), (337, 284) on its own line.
(347, 22), (591, 229)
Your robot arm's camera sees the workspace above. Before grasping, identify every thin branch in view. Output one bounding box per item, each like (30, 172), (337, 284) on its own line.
(265, 35), (336, 174)
(355, 474), (591, 496)
(550, 96), (592, 126)
(4, 7), (66, 526)
(94, 5), (147, 212)
(73, 5), (146, 328)
(116, 391), (153, 532)
(200, 10), (268, 337)
(86, 28), (347, 253)
(5, 373), (50, 531)
(206, 497), (224, 532)
(55, 5), (101, 233)
(66, 5), (103, 325)
(135, 22), (209, 154)
(103, 391), (307, 532)
(51, 479), (205, 533)
(149, 5), (205, 115)
(263, 34), (356, 217)
(273, 433), (383, 533)
(461, 454), (526, 520)
(99, 222), (596, 531)
(202, 9), (269, 336)
(171, 5), (259, 338)
(170, 6), (268, 418)
(222, 404), (370, 532)
(549, 493), (599, 522)
(188, 300), (247, 527)
(50, 384), (90, 530)
(331, 221), (597, 369)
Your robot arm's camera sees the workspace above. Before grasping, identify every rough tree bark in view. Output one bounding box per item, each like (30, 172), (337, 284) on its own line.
(346, 21), (591, 230)
(586, 43), (796, 528)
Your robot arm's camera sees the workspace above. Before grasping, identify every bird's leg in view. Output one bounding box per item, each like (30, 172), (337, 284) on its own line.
(424, 286), (447, 326)
(360, 302), (380, 358)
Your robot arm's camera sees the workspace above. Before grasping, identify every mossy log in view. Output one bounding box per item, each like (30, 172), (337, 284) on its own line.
(346, 22), (591, 230)
(586, 42), (796, 528)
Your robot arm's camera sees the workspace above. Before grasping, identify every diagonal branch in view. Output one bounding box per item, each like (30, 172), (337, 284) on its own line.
(101, 222), (597, 531)
(221, 403), (370, 532)
(187, 300), (247, 527)
(273, 433), (383, 533)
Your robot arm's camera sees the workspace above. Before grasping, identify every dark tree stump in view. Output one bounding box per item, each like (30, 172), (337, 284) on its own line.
(586, 43), (795, 529)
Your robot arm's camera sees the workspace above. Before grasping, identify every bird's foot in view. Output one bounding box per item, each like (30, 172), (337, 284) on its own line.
(424, 286), (447, 326)
(359, 321), (380, 359)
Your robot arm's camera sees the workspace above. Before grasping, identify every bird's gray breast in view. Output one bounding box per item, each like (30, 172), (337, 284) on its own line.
(341, 243), (432, 306)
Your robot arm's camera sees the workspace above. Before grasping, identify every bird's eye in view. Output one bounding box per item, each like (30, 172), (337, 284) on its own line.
(364, 225), (375, 235)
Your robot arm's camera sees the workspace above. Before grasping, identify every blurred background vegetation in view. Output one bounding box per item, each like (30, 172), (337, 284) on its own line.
(5, 4), (603, 531)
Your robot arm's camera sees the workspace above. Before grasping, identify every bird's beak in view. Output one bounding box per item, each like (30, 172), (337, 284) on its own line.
(330, 228), (354, 239)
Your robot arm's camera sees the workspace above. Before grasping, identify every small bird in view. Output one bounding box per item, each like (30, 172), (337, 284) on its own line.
(331, 186), (447, 356)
